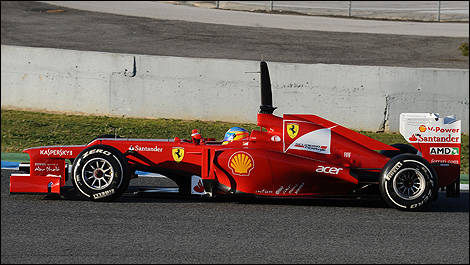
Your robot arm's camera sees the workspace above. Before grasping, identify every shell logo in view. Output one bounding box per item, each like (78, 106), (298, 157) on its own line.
(419, 125), (427, 132)
(228, 151), (254, 176)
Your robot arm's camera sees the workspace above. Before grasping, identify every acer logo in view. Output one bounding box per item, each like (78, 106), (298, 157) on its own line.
(316, 166), (343, 175)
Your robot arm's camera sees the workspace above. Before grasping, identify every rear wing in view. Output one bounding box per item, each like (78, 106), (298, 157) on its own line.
(399, 113), (461, 193)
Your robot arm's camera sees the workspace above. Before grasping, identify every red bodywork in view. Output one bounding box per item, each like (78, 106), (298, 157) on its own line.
(9, 59), (461, 199)
(14, 111), (459, 198)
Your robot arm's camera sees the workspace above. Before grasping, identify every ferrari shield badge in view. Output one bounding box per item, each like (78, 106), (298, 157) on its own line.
(172, 147), (184, 162)
(287, 123), (299, 139)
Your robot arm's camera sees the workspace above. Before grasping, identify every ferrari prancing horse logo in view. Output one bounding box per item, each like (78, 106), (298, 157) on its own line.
(172, 147), (184, 162)
(287, 123), (299, 139)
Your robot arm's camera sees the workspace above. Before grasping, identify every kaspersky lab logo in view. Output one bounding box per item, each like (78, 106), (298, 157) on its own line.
(429, 147), (459, 155)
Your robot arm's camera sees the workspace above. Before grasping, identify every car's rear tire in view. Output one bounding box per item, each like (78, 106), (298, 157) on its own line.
(379, 154), (437, 211)
(72, 145), (130, 201)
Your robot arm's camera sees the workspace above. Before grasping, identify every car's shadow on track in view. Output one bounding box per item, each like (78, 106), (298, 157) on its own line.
(5, 168), (466, 212)
(38, 185), (469, 213)
(425, 191), (469, 213)
(237, 192), (469, 213)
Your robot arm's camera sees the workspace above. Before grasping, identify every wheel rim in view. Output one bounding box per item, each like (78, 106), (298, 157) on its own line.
(82, 158), (114, 190)
(392, 168), (426, 200)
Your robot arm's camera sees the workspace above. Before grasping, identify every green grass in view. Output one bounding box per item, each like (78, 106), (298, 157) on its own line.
(1, 152), (29, 162)
(459, 41), (469, 56)
(2, 109), (468, 176)
(461, 175), (469, 184)
(1, 109), (259, 151)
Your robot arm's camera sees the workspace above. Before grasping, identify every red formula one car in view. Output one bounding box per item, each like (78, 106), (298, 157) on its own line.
(10, 62), (462, 211)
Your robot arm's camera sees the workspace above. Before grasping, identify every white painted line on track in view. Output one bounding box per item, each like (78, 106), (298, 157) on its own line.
(137, 173), (168, 179)
(2, 167), (19, 171)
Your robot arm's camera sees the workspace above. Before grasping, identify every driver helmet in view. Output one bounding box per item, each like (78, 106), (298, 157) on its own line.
(222, 127), (249, 145)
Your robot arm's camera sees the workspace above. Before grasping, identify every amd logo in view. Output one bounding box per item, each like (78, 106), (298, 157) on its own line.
(316, 166), (343, 175)
(429, 147), (459, 156)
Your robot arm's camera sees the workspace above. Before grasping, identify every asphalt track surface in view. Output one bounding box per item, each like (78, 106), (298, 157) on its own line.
(1, 1), (469, 264)
(1, 169), (469, 264)
(1, 1), (468, 69)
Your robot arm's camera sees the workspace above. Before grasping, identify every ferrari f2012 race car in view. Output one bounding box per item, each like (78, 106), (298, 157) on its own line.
(10, 62), (462, 211)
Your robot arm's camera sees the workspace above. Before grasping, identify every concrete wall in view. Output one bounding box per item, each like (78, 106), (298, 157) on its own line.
(2, 45), (468, 133)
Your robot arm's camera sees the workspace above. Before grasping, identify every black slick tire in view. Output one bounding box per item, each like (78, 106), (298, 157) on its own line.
(72, 145), (130, 201)
(379, 154), (438, 211)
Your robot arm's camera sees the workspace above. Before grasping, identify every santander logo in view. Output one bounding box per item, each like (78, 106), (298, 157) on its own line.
(193, 180), (205, 193)
(408, 133), (459, 143)
(409, 134), (417, 141)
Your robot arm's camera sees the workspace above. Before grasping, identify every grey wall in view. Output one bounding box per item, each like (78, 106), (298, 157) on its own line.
(2, 45), (468, 133)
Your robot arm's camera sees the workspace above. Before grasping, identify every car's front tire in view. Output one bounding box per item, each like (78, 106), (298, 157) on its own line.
(72, 145), (130, 201)
(379, 154), (437, 211)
